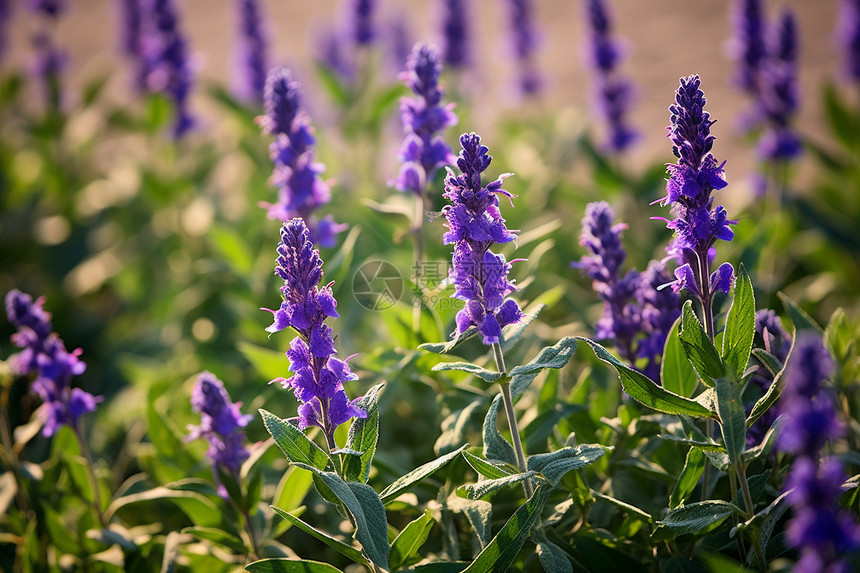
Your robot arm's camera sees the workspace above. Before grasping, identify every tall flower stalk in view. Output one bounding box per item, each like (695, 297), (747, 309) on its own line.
(263, 219), (366, 451)
(442, 132), (530, 495)
(506, 0), (541, 95)
(27, 0), (67, 114)
(394, 42), (458, 334)
(441, 0), (470, 71)
(259, 67), (345, 248)
(234, 0), (269, 105)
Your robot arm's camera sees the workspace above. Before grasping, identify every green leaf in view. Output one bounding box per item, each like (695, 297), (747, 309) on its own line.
(274, 465), (314, 513)
(670, 447), (706, 509)
(402, 563), (469, 573)
(343, 383), (384, 483)
(778, 292), (823, 333)
(482, 394), (517, 465)
(445, 494), (493, 549)
(459, 472), (537, 500)
(462, 451), (516, 480)
(742, 416), (785, 464)
(590, 490), (653, 522)
(526, 444), (606, 487)
(105, 486), (222, 528)
(662, 317), (699, 397)
(314, 62), (351, 107)
(722, 264), (756, 381)
(379, 444), (468, 504)
(240, 342), (290, 385)
(432, 361), (502, 382)
(532, 530), (573, 573)
(270, 506), (370, 566)
(578, 338), (716, 419)
(657, 434), (726, 452)
(509, 337), (578, 377)
(290, 466), (390, 569)
(259, 409), (330, 471)
(461, 486), (550, 573)
(714, 375), (747, 465)
(678, 301), (723, 386)
(751, 348), (782, 378)
(747, 331), (796, 427)
(389, 511), (435, 571)
(419, 327), (478, 354)
(246, 558), (344, 573)
(501, 302), (545, 351)
(182, 526), (245, 552)
(209, 223), (255, 276)
(653, 501), (740, 540)
(679, 417), (731, 472)
(822, 82), (859, 148)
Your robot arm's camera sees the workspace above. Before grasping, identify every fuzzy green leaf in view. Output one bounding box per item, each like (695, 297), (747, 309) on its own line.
(509, 337), (578, 377)
(459, 472), (537, 500)
(678, 301), (723, 386)
(462, 451), (517, 480)
(432, 361), (502, 382)
(778, 292), (823, 333)
(245, 558), (344, 573)
(260, 409), (330, 471)
(482, 394), (518, 465)
(653, 501), (740, 540)
(670, 447), (706, 509)
(527, 444), (606, 487)
(722, 264), (756, 381)
(662, 317), (699, 397)
(390, 511), (435, 571)
(419, 327), (478, 354)
(714, 375), (747, 465)
(379, 444), (468, 504)
(343, 383), (385, 483)
(270, 506), (370, 566)
(747, 331), (796, 427)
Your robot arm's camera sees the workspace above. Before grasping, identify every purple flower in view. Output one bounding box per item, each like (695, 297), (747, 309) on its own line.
(585, 0), (638, 152)
(730, 0), (766, 94)
(117, 0), (147, 92)
(187, 372), (252, 473)
(234, 0), (270, 104)
(142, 0), (195, 137)
(839, 0), (860, 83)
(506, 0), (541, 95)
(746, 309), (791, 446)
(264, 219), (365, 443)
(636, 260), (680, 381)
(26, 0), (64, 18)
(443, 133), (522, 344)
(441, 0), (470, 69)
(660, 75), (735, 297)
(258, 67), (345, 248)
(758, 9), (802, 161)
(393, 43), (458, 195)
(1, 0), (12, 63)
(5, 290), (101, 437)
(351, 0), (374, 46)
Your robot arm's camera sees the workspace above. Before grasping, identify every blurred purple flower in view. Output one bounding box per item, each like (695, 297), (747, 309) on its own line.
(731, 0), (766, 94)
(351, 0), (374, 46)
(660, 75), (735, 298)
(585, 0), (638, 152)
(142, 0), (195, 137)
(258, 67), (345, 247)
(117, 0), (148, 92)
(746, 309), (791, 446)
(187, 372), (252, 473)
(234, 0), (270, 105)
(263, 219), (365, 445)
(839, 0), (860, 82)
(1, 0), (12, 63)
(441, 0), (470, 69)
(506, 0), (541, 95)
(26, 0), (64, 18)
(636, 260), (680, 381)
(758, 9), (802, 161)
(393, 43), (458, 195)
(5, 290), (101, 437)
(443, 133), (521, 344)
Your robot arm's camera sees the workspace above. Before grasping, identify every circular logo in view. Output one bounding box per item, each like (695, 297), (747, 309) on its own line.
(352, 260), (404, 311)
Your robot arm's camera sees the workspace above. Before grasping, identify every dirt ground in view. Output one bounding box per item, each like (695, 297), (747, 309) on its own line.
(2, 0), (844, 194)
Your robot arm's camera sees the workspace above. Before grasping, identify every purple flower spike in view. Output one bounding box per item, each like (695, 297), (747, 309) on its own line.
(394, 43), (458, 195)
(506, 0), (541, 95)
(839, 0), (860, 83)
(758, 9), (802, 161)
(117, 0), (147, 93)
(265, 219), (365, 444)
(661, 75), (735, 299)
(443, 133), (521, 344)
(143, 0), (195, 138)
(441, 0), (470, 69)
(636, 260), (680, 380)
(5, 290), (101, 437)
(234, 0), (270, 104)
(731, 0), (766, 94)
(585, 0), (638, 152)
(351, 0), (374, 46)
(27, 0), (64, 18)
(187, 372), (252, 473)
(259, 67), (345, 247)
(779, 333), (860, 570)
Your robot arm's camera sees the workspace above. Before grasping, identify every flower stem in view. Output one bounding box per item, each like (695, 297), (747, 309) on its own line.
(694, 248), (717, 501)
(72, 423), (106, 528)
(737, 463), (767, 571)
(492, 342), (534, 499)
(412, 192), (425, 336)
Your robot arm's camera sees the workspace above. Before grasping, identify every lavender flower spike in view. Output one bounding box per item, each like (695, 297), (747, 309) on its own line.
(259, 67), (345, 247)
(143, 0), (195, 138)
(731, 0), (766, 94)
(635, 260), (680, 381)
(234, 0), (269, 104)
(5, 290), (101, 437)
(263, 219), (365, 446)
(394, 43), (458, 195)
(839, 0), (860, 83)
(117, 0), (147, 93)
(186, 372), (252, 473)
(351, 0), (374, 46)
(443, 133), (522, 344)
(661, 75), (736, 301)
(585, 0), (638, 152)
(507, 0), (541, 95)
(758, 9), (802, 161)
(441, 0), (470, 69)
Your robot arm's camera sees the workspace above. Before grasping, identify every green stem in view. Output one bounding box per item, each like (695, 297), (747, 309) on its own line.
(737, 463), (767, 571)
(412, 192), (425, 336)
(695, 248), (715, 501)
(240, 506), (260, 561)
(72, 423), (106, 528)
(492, 342), (534, 499)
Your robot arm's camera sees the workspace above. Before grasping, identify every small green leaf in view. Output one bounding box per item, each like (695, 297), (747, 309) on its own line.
(590, 490), (653, 522)
(389, 511), (435, 571)
(431, 361), (502, 382)
(482, 394), (517, 465)
(105, 486), (222, 528)
(777, 292), (823, 333)
(678, 301), (723, 386)
(462, 451), (516, 480)
(579, 338), (716, 419)
(747, 332), (796, 427)
(714, 374), (747, 465)
(246, 558), (345, 573)
(379, 444), (468, 504)
(459, 472), (537, 500)
(751, 348), (782, 378)
(653, 501), (740, 540)
(662, 317), (699, 397)
(670, 447), (706, 508)
(527, 444), (606, 487)
(270, 506), (370, 566)
(658, 434), (726, 452)
(722, 264), (756, 381)
(461, 486), (550, 573)
(259, 409), (330, 471)
(419, 327), (478, 354)
(182, 526), (245, 552)
(240, 342), (290, 386)
(532, 530), (573, 573)
(742, 416), (785, 464)
(343, 383), (384, 483)
(509, 337), (578, 377)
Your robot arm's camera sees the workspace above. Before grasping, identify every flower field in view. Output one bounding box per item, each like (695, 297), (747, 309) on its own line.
(1, 1), (859, 572)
